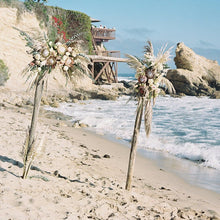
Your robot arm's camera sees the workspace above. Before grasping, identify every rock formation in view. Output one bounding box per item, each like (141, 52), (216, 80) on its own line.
(167, 42), (220, 98)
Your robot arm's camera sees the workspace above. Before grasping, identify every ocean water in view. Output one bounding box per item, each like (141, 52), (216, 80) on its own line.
(45, 74), (220, 192)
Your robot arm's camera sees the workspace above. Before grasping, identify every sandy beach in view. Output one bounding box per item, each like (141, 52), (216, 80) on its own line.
(0, 89), (219, 220)
(0, 6), (219, 220)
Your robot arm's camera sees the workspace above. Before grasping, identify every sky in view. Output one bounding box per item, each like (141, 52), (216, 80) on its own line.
(46, 0), (220, 74)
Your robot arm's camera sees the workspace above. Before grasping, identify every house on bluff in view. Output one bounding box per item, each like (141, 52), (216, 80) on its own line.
(88, 18), (127, 84)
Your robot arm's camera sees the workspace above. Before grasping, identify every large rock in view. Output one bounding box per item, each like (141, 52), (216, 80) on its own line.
(167, 42), (220, 97)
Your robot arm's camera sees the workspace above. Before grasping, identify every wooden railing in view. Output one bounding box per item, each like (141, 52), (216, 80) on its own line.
(93, 50), (120, 58)
(91, 27), (116, 40)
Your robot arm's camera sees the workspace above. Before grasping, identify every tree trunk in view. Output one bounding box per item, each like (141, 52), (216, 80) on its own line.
(22, 77), (44, 179)
(125, 98), (144, 190)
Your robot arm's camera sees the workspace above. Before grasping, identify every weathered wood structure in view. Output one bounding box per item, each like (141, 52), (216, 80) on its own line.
(90, 19), (127, 83)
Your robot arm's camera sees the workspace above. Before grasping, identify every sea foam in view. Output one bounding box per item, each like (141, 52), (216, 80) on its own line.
(46, 95), (220, 171)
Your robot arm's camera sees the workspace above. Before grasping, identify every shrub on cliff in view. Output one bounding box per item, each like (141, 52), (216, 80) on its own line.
(0, 59), (9, 86)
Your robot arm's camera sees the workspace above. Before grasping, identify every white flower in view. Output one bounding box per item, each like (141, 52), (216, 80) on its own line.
(47, 57), (56, 66)
(57, 45), (66, 55)
(67, 47), (72, 52)
(34, 53), (41, 60)
(62, 55), (68, 61)
(63, 66), (69, 71)
(35, 60), (41, 66)
(75, 58), (80, 63)
(40, 56), (45, 61)
(49, 48), (54, 52)
(37, 67), (42, 72)
(72, 51), (77, 57)
(40, 60), (47, 66)
(66, 52), (70, 56)
(148, 79), (154, 86)
(56, 42), (61, 46)
(49, 41), (53, 46)
(65, 57), (72, 66)
(42, 49), (50, 58)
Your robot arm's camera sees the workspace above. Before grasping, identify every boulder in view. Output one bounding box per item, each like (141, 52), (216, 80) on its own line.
(167, 42), (220, 97)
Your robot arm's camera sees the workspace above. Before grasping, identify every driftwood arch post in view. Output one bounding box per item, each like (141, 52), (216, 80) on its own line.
(125, 41), (175, 190)
(125, 98), (144, 190)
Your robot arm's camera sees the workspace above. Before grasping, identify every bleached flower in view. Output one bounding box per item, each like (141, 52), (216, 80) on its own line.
(35, 60), (41, 66)
(42, 49), (50, 58)
(57, 44), (66, 55)
(63, 66), (69, 71)
(34, 53), (41, 60)
(148, 79), (154, 86)
(47, 57), (56, 66)
(40, 60), (47, 66)
(72, 51), (77, 58)
(65, 57), (72, 66)
(62, 55), (68, 62)
(67, 47), (72, 52)
(56, 42), (61, 46)
(49, 48), (54, 52)
(40, 56), (45, 61)
(66, 52), (70, 56)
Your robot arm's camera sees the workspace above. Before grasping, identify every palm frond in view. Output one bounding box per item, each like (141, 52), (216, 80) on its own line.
(13, 27), (35, 49)
(160, 77), (176, 94)
(144, 40), (154, 56)
(144, 100), (152, 137)
(154, 45), (173, 69)
(125, 54), (143, 71)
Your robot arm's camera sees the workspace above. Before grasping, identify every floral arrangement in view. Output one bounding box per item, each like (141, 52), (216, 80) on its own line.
(126, 41), (175, 103)
(15, 17), (90, 179)
(125, 41), (175, 190)
(26, 39), (88, 79)
(19, 30), (90, 90)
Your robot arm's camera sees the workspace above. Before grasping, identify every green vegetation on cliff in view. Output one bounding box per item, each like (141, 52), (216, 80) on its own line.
(0, 0), (93, 54)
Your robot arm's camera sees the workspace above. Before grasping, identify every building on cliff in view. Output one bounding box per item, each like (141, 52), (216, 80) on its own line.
(88, 18), (127, 84)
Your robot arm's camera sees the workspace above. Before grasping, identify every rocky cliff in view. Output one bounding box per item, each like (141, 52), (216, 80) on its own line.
(167, 42), (220, 98)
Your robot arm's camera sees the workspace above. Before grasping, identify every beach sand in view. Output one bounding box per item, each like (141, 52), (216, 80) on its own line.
(0, 90), (219, 220)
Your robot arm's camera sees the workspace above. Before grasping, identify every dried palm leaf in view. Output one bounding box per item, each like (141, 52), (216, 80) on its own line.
(125, 54), (143, 70)
(154, 45), (173, 70)
(160, 77), (176, 94)
(144, 40), (154, 56)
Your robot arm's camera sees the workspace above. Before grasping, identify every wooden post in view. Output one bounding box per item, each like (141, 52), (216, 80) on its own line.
(94, 61), (110, 81)
(115, 62), (118, 83)
(125, 98), (144, 190)
(22, 76), (44, 179)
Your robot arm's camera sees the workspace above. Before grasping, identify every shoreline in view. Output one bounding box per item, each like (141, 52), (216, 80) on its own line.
(0, 98), (220, 219)
(102, 130), (220, 194)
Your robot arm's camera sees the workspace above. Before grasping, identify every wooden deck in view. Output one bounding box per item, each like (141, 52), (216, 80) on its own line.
(91, 27), (115, 41)
(90, 21), (127, 83)
(88, 55), (128, 83)
(88, 55), (128, 63)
